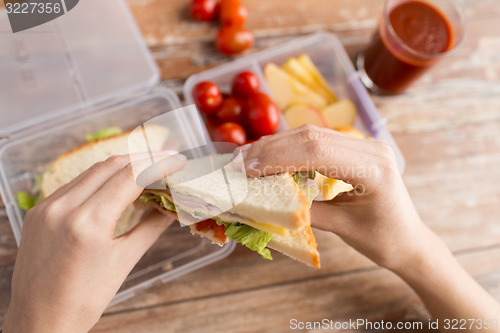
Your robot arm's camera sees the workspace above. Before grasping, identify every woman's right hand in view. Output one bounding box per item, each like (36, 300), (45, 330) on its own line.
(241, 124), (432, 272)
(241, 125), (500, 332)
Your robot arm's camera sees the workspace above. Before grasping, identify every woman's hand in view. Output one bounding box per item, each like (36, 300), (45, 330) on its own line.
(242, 125), (500, 332)
(3, 153), (186, 333)
(241, 124), (428, 272)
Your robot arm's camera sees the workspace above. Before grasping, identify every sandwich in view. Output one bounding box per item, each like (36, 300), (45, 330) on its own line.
(136, 153), (322, 268)
(36, 125), (353, 268)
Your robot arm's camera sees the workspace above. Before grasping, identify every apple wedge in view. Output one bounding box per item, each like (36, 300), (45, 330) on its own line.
(297, 54), (338, 103)
(314, 173), (354, 201)
(283, 103), (327, 129)
(264, 63), (328, 110)
(281, 58), (336, 104)
(337, 126), (366, 139)
(321, 99), (357, 129)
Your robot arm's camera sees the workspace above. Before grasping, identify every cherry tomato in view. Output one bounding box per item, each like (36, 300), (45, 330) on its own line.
(195, 219), (213, 232)
(215, 97), (244, 124)
(216, 25), (254, 56)
(190, 0), (218, 21)
(219, 0), (247, 26)
(231, 71), (260, 99)
(192, 81), (223, 115)
(245, 92), (280, 137)
(195, 219), (227, 243)
(212, 122), (247, 145)
(214, 1), (221, 20)
(212, 223), (227, 243)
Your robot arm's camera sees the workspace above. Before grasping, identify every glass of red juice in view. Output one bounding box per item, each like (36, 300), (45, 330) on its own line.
(357, 0), (466, 94)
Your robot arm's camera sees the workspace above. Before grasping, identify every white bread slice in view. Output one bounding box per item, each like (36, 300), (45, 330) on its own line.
(166, 154), (310, 231)
(41, 125), (169, 198)
(41, 125), (169, 236)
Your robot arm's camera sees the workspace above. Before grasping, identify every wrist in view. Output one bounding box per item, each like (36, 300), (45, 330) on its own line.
(391, 224), (455, 287)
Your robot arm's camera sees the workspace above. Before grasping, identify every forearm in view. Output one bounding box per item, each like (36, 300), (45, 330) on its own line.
(3, 300), (83, 333)
(395, 226), (500, 333)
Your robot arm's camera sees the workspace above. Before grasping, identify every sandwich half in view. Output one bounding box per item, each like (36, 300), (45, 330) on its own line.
(136, 153), (322, 268)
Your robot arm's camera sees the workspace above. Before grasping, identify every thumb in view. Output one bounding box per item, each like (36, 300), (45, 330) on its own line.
(119, 210), (177, 262)
(310, 201), (352, 236)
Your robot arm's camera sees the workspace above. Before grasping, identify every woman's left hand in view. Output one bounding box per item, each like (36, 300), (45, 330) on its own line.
(3, 153), (186, 333)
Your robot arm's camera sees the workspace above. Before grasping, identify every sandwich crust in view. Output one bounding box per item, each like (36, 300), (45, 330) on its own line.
(285, 172), (311, 230)
(41, 125), (168, 198)
(267, 225), (320, 269)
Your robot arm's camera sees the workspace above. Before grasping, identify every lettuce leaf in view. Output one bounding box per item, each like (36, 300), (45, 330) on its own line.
(293, 171), (319, 206)
(85, 127), (122, 142)
(222, 222), (273, 260)
(139, 193), (274, 260)
(293, 171), (316, 186)
(17, 191), (36, 211)
(139, 193), (176, 211)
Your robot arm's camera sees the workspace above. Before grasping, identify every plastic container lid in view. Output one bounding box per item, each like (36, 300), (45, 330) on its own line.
(0, 0), (159, 137)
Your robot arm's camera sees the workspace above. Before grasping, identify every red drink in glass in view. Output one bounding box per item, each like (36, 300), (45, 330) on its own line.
(357, 0), (466, 94)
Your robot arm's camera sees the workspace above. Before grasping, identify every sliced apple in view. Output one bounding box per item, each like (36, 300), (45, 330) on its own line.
(321, 99), (357, 129)
(283, 103), (327, 129)
(297, 54), (338, 103)
(264, 63), (327, 110)
(337, 126), (366, 139)
(314, 173), (354, 201)
(281, 58), (336, 104)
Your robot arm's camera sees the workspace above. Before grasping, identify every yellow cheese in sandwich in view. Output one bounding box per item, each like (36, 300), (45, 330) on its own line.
(315, 173), (354, 201)
(242, 220), (290, 237)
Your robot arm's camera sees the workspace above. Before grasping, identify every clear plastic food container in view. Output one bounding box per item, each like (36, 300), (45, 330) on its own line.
(0, 0), (234, 306)
(184, 32), (405, 172)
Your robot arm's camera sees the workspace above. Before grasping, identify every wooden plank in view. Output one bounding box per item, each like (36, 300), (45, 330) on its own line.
(397, 120), (500, 251)
(126, 0), (500, 46)
(0, 214), (16, 267)
(92, 246), (500, 333)
(0, 266), (13, 325)
(127, 0), (500, 85)
(105, 230), (374, 313)
(126, 0), (384, 46)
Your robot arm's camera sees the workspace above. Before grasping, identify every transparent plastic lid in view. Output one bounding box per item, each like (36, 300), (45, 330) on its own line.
(0, 0), (159, 137)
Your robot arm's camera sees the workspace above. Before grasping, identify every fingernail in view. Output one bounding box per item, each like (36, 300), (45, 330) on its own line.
(151, 150), (179, 161)
(232, 147), (241, 158)
(174, 154), (187, 161)
(162, 149), (179, 155)
(239, 143), (253, 152)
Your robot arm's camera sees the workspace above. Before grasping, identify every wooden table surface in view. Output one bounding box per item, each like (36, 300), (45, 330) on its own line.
(2, 0), (500, 332)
